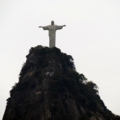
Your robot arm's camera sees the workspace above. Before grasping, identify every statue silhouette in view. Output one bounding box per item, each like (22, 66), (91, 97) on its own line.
(39, 21), (66, 48)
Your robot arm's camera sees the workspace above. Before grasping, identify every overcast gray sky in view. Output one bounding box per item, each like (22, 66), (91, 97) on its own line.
(0, 0), (120, 119)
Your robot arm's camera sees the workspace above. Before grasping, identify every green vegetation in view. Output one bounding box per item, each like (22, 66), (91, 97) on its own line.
(19, 46), (75, 77)
(10, 80), (36, 97)
(48, 70), (103, 112)
(8, 46), (120, 120)
(79, 115), (89, 120)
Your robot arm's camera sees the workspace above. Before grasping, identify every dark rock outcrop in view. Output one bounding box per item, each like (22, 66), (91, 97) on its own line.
(2, 45), (120, 120)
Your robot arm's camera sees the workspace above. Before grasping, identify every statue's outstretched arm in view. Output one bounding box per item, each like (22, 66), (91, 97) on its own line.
(38, 26), (49, 30)
(56, 25), (66, 30)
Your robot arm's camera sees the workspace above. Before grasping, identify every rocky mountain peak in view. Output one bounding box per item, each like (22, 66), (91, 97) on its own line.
(2, 45), (120, 120)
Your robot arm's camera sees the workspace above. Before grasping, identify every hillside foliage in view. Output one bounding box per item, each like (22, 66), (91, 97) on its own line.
(8, 46), (120, 120)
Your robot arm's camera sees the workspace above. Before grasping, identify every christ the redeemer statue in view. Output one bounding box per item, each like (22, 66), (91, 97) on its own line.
(39, 21), (66, 48)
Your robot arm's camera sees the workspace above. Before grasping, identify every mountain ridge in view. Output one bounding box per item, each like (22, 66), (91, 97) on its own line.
(3, 45), (120, 120)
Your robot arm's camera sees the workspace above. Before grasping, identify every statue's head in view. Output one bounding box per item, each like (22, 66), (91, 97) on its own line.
(51, 21), (54, 25)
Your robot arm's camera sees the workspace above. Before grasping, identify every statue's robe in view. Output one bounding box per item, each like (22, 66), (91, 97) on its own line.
(42, 25), (64, 48)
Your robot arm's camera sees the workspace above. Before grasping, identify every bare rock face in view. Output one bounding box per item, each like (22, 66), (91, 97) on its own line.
(2, 46), (120, 120)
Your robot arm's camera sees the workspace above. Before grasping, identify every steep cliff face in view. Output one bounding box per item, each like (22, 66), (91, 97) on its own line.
(2, 46), (120, 120)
